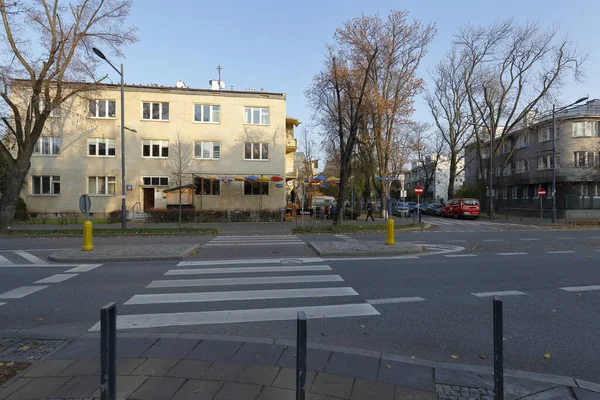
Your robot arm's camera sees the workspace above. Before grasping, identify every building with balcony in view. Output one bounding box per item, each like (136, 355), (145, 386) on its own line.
(13, 79), (298, 218)
(464, 99), (600, 218)
(404, 155), (464, 203)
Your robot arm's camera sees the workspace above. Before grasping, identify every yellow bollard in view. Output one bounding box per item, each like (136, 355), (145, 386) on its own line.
(385, 218), (395, 245)
(82, 220), (94, 251)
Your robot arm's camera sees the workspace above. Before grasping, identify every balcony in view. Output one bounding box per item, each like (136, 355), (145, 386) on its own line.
(286, 138), (298, 154)
(286, 167), (298, 179)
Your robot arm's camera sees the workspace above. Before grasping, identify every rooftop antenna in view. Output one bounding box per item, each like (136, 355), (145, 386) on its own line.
(217, 65), (223, 83)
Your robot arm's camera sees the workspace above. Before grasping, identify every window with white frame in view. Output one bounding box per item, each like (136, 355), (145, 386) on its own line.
(244, 142), (268, 160)
(522, 185), (529, 199)
(142, 176), (169, 186)
(503, 164), (512, 176)
(88, 138), (116, 157)
(33, 137), (61, 155)
(142, 102), (169, 120)
(515, 160), (529, 173)
(193, 105), (220, 123)
(501, 140), (512, 154)
(515, 134), (529, 149)
(574, 151), (599, 167)
(142, 140), (169, 158)
(538, 127), (551, 142)
(244, 107), (269, 125)
(581, 183), (590, 198)
(88, 100), (116, 118)
(88, 176), (116, 195)
(572, 121), (598, 137)
(537, 155), (556, 170)
(193, 177), (221, 195)
(512, 186), (518, 199)
(39, 99), (61, 117)
(31, 176), (60, 195)
(495, 165), (501, 177)
(194, 141), (220, 159)
(595, 184), (600, 198)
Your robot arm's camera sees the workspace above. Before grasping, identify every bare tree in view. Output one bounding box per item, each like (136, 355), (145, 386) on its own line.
(162, 131), (194, 228)
(297, 125), (318, 208)
(0, 0), (136, 228)
(410, 122), (446, 201)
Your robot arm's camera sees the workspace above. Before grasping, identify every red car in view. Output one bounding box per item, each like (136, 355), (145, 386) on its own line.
(442, 198), (480, 219)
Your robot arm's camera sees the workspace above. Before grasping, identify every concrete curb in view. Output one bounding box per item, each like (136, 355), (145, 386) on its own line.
(47, 244), (199, 263)
(308, 241), (426, 257)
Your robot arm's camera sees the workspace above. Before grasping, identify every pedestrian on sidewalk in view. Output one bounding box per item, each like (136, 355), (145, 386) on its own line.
(365, 202), (375, 222)
(290, 189), (296, 205)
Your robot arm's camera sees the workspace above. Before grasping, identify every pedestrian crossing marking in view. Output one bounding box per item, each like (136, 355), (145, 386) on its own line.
(0, 286), (48, 299)
(204, 235), (306, 247)
(147, 274), (345, 288)
(13, 250), (48, 265)
(34, 274), (78, 284)
(0, 254), (11, 264)
(165, 265), (332, 275)
(178, 257), (323, 267)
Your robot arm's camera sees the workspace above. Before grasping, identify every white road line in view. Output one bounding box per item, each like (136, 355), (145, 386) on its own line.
(0, 264), (84, 268)
(13, 251), (47, 265)
(165, 265), (332, 275)
(0, 286), (48, 299)
(0, 248), (74, 253)
(0, 302), (5, 306)
(557, 238), (575, 240)
(213, 235), (300, 238)
(125, 287), (359, 305)
(34, 274), (78, 284)
(444, 254), (477, 258)
(65, 264), (102, 273)
(587, 237), (600, 239)
(445, 240), (467, 243)
(211, 238), (303, 242)
(520, 238), (540, 241)
(471, 290), (526, 297)
(483, 239), (504, 242)
(206, 242), (306, 247)
(89, 303), (380, 331)
(545, 251), (575, 254)
(178, 257), (323, 267)
(147, 274), (344, 288)
(323, 256), (419, 261)
(367, 297), (426, 304)
(0, 254), (12, 264)
(497, 252), (528, 256)
(559, 285), (600, 292)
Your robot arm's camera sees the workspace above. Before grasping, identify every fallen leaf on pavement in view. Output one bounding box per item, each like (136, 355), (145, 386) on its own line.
(551, 310), (557, 313)
(36, 317), (43, 321)
(385, 364), (391, 369)
(576, 293), (582, 296)
(54, 308), (60, 311)
(503, 337), (508, 341)
(479, 354), (488, 360)
(451, 355), (459, 359)
(320, 332), (328, 337)
(18, 345), (30, 351)
(544, 353), (552, 359)
(359, 324), (365, 329)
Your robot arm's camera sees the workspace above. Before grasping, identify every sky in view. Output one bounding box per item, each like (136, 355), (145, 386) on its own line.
(102, 0), (599, 156)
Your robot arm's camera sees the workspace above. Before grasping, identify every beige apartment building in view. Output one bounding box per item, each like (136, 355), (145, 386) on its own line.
(17, 80), (299, 218)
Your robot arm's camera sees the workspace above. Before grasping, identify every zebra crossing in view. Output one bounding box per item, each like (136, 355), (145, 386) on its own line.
(0, 250), (52, 265)
(424, 217), (539, 231)
(204, 235), (305, 247)
(89, 258), (379, 331)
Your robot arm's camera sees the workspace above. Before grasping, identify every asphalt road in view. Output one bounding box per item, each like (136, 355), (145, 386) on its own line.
(1, 218), (599, 382)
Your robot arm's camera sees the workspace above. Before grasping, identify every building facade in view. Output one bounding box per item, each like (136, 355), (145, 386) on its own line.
(16, 81), (296, 218)
(404, 155), (464, 204)
(464, 99), (600, 218)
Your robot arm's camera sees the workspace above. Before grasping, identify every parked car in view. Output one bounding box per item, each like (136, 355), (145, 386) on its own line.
(442, 198), (480, 219)
(393, 202), (413, 217)
(426, 203), (443, 216)
(407, 202), (417, 213)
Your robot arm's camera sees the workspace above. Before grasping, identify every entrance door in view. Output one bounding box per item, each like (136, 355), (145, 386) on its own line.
(143, 188), (155, 211)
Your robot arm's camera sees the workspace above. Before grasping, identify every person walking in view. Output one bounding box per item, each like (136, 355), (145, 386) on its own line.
(290, 189), (296, 205)
(365, 202), (375, 222)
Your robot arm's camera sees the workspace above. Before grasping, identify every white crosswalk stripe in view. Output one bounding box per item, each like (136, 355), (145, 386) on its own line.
(0, 250), (53, 265)
(205, 235), (305, 247)
(92, 259), (379, 331)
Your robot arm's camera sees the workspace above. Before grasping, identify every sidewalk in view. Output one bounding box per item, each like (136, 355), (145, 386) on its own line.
(0, 334), (598, 400)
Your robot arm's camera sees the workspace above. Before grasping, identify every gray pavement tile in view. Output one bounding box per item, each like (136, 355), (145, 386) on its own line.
(140, 338), (199, 359)
(394, 386), (438, 400)
(116, 338), (157, 359)
(117, 358), (145, 375)
(350, 378), (394, 400)
(377, 361), (434, 392)
(504, 376), (557, 399)
(307, 394), (345, 400)
(166, 359), (212, 379)
(213, 382), (262, 400)
(202, 361), (245, 381)
(577, 380), (600, 394)
(325, 353), (379, 381)
(231, 342), (286, 366)
(236, 364), (280, 386)
(0, 378), (34, 400)
(277, 346), (331, 372)
(186, 339), (242, 362)
(129, 377), (185, 400)
(5, 377), (70, 400)
(49, 376), (99, 398)
(574, 388), (600, 400)
(434, 367), (494, 390)
(311, 373), (354, 399)
(130, 359), (178, 377)
(23, 360), (76, 377)
(91, 375), (147, 398)
(519, 386), (574, 399)
(170, 379), (223, 400)
(257, 386), (296, 400)
(58, 359), (100, 376)
(272, 367), (315, 391)
(49, 339), (99, 360)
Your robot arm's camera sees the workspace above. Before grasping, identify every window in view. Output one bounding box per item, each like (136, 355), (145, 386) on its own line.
(501, 140), (511, 154)
(142, 140), (169, 158)
(244, 181), (269, 195)
(484, 168), (488, 179)
(595, 184), (600, 198)
(244, 107), (269, 125)
(480, 147), (490, 158)
(503, 164), (511, 176)
(88, 100), (116, 118)
(501, 187), (508, 199)
(538, 127), (551, 142)
(31, 176), (60, 195)
(515, 134), (529, 149)
(88, 176), (116, 195)
(574, 152), (599, 167)
(537, 155), (559, 170)
(581, 183), (590, 198)
(142, 102), (169, 120)
(88, 138), (116, 157)
(33, 137), (61, 155)
(495, 165), (501, 177)
(244, 142), (268, 160)
(39, 99), (61, 117)
(193, 177), (220, 195)
(515, 160), (529, 174)
(142, 176), (169, 186)
(193, 105), (220, 123)
(522, 185), (529, 199)
(572, 121), (598, 137)
(512, 186), (518, 199)
(194, 141), (220, 159)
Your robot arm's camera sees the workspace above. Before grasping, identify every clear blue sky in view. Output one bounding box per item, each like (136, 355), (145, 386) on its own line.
(104, 0), (598, 149)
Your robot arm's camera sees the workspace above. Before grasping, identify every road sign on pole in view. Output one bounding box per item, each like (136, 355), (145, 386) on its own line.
(415, 186), (423, 195)
(538, 188), (546, 197)
(79, 194), (92, 220)
(538, 188), (546, 223)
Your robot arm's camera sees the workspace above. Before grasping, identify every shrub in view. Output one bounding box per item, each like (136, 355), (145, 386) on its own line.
(345, 208), (361, 220)
(38, 212), (50, 224)
(107, 209), (122, 224)
(15, 197), (28, 221)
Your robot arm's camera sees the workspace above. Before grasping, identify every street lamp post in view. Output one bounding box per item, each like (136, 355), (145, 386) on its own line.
(489, 132), (493, 220)
(93, 48), (127, 229)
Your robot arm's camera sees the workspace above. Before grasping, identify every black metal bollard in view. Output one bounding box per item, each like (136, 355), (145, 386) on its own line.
(493, 297), (504, 400)
(101, 303), (117, 400)
(296, 311), (307, 400)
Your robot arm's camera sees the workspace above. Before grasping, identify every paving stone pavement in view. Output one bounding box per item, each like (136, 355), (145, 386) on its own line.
(0, 335), (598, 400)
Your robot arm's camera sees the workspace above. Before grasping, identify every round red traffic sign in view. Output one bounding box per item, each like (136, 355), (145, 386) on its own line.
(415, 186), (423, 195)
(538, 188), (546, 197)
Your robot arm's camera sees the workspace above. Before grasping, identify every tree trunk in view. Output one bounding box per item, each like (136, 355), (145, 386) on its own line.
(447, 155), (457, 200)
(178, 190), (182, 229)
(334, 162), (348, 225)
(0, 163), (29, 229)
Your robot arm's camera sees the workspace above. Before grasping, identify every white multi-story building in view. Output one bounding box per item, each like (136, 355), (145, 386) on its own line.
(404, 155), (464, 203)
